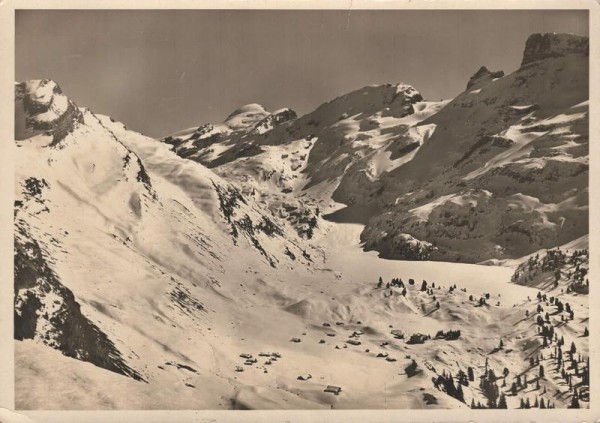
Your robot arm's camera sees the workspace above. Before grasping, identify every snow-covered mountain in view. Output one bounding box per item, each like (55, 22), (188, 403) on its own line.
(13, 32), (589, 410)
(162, 33), (588, 264)
(359, 33), (589, 263)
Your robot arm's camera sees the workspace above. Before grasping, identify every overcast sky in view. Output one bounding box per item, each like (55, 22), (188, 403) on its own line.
(16, 10), (588, 137)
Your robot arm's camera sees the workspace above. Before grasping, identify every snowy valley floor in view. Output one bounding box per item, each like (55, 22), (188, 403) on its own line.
(15, 222), (589, 410)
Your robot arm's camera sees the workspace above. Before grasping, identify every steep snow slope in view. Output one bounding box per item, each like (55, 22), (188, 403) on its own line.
(14, 81), (330, 408)
(357, 33), (589, 262)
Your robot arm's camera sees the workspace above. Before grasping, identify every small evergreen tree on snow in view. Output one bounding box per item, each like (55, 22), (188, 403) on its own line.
(497, 393), (507, 409)
(569, 393), (580, 409)
(467, 366), (474, 382)
(510, 382), (517, 396)
(480, 369), (500, 408)
(456, 383), (465, 403)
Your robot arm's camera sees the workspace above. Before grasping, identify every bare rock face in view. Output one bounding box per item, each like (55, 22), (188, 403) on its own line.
(15, 79), (84, 144)
(521, 33), (589, 66)
(466, 66), (505, 90)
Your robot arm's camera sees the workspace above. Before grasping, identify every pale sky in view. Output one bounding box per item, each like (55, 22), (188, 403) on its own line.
(16, 10), (588, 137)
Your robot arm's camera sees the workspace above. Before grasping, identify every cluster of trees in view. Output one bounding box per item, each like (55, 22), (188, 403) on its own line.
(512, 248), (589, 293)
(435, 329), (461, 340)
(519, 396), (556, 409)
(532, 294), (575, 335)
(567, 250), (589, 293)
(407, 333), (429, 344)
(433, 370), (465, 403)
(437, 340), (588, 408)
(376, 276), (408, 296)
(479, 361), (501, 408)
(548, 342), (590, 406)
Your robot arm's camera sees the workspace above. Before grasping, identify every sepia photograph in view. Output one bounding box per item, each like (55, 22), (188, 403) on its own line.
(1, 1), (598, 421)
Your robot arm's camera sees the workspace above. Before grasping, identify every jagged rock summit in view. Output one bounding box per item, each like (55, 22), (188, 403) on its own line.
(466, 66), (505, 90)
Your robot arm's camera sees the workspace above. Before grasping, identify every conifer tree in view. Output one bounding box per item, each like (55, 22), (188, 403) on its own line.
(468, 366), (474, 382)
(569, 393), (580, 409)
(511, 382), (517, 396)
(456, 383), (465, 403)
(497, 393), (508, 409)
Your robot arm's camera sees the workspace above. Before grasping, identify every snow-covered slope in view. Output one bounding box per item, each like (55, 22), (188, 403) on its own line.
(357, 33), (589, 262)
(14, 32), (589, 411)
(14, 81), (327, 407)
(162, 83), (445, 238)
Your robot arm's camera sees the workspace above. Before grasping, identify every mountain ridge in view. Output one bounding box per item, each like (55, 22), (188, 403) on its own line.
(159, 32), (589, 263)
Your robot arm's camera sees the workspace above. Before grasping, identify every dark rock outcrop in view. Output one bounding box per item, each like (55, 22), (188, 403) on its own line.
(15, 79), (84, 144)
(521, 33), (589, 66)
(466, 66), (505, 90)
(14, 223), (145, 381)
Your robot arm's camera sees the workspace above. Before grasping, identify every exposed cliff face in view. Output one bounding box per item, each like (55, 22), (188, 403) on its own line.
(521, 33), (589, 66)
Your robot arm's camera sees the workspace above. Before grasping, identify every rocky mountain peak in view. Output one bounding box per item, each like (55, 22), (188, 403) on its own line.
(394, 83), (423, 103)
(521, 33), (589, 66)
(15, 79), (83, 143)
(466, 66), (505, 90)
